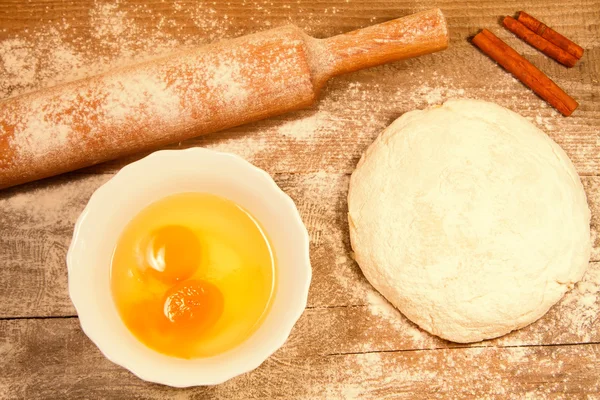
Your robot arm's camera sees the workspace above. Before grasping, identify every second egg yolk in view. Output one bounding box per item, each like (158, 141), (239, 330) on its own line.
(143, 225), (201, 284)
(163, 279), (224, 332)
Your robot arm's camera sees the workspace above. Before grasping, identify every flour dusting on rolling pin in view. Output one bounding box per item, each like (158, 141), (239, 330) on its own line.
(0, 8), (448, 190)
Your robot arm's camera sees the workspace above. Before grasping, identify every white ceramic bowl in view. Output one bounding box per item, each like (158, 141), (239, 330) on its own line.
(67, 148), (311, 387)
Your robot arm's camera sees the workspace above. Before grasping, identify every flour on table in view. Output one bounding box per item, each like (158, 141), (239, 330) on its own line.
(532, 114), (556, 132)
(556, 264), (600, 341)
(0, 39), (36, 91)
(277, 112), (333, 140)
(0, 174), (111, 229)
(366, 290), (430, 347)
(411, 84), (466, 105)
(365, 290), (402, 329)
(90, 2), (128, 40)
(1, 8), (180, 99)
(0, 0), (228, 99)
(203, 136), (269, 163)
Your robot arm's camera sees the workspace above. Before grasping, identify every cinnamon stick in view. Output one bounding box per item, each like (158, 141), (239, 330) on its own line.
(472, 29), (578, 116)
(503, 16), (578, 68)
(517, 11), (584, 59)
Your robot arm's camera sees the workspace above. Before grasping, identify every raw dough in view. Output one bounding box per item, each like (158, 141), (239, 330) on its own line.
(348, 99), (591, 343)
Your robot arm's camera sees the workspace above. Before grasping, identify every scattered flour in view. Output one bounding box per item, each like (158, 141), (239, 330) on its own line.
(277, 112), (328, 140)
(366, 290), (402, 329)
(555, 264), (600, 341)
(0, 28), (94, 97)
(503, 346), (531, 363)
(90, 2), (128, 40)
(0, 174), (111, 229)
(203, 135), (269, 163)
(0, 1), (218, 99)
(366, 289), (431, 348)
(0, 39), (37, 92)
(412, 85), (466, 105)
(532, 113), (556, 132)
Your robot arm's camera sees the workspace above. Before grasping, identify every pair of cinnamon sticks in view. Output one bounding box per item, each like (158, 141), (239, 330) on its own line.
(473, 12), (583, 116)
(504, 12), (584, 68)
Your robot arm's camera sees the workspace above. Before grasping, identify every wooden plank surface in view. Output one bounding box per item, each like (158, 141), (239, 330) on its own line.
(2, 319), (600, 399)
(1, 0), (599, 398)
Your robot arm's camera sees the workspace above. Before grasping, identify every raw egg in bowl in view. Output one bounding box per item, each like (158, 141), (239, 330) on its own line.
(67, 148), (311, 387)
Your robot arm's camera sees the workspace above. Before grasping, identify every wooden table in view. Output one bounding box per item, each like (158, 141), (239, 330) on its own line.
(1, 1), (599, 398)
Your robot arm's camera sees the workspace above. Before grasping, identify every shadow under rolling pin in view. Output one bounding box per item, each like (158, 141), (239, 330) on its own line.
(0, 8), (448, 190)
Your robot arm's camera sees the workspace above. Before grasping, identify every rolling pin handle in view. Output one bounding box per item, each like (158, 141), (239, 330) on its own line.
(318, 8), (449, 77)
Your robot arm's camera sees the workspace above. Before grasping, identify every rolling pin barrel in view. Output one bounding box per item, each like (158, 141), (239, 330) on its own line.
(0, 8), (448, 190)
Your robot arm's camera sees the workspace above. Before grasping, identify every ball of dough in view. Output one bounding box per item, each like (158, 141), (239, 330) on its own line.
(348, 99), (591, 343)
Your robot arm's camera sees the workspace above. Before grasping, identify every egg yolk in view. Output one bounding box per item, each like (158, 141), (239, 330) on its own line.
(142, 225), (201, 284)
(163, 280), (224, 331)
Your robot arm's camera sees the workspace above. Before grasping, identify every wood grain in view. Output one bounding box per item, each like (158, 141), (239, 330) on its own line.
(1, 0), (599, 398)
(1, 318), (599, 398)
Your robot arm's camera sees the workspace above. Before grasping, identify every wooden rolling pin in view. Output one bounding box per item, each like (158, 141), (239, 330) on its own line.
(0, 8), (448, 189)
